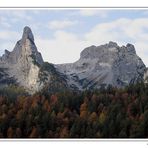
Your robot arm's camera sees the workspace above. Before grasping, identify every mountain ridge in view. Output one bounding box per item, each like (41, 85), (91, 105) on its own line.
(0, 26), (147, 93)
(56, 41), (146, 90)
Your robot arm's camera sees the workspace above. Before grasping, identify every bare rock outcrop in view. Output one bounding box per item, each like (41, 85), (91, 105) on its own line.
(56, 41), (146, 90)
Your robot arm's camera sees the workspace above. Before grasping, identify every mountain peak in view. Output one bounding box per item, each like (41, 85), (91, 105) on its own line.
(58, 41), (146, 90)
(0, 26), (44, 92)
(22, 26), (34, 43)
(126, 43), (136, 54)
(108, 41), (118, 47)
(20, 26), (43, 65)
(80, 42), (119, 59)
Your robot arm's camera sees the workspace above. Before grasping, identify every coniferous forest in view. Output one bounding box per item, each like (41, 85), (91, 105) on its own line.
(0, 83), (148, 138)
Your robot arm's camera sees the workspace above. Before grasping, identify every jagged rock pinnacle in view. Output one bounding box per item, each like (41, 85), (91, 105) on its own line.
(0, 26), (44, 92)
(22, 26), (34, 43)
(126, 43), (136, 54)
(108, 41), (118, 48)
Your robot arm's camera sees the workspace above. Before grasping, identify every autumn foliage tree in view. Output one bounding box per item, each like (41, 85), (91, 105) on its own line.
(0, 82), (148, 138)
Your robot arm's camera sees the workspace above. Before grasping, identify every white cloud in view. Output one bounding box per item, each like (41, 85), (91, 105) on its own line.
(78, 9), (109, 17)
(0, 42), (15, 53)
(36, 17), (148, 66)
(0, 10), (33, 27)
(0, 30), (20, 40)
(134, 42), (148, 65)
(0, 17), (11, 28)
(6, 10), (32, 21)
(0, 30), (20, 55)
(86, 17), (148, 44)
(85, 17), (148, 66)
(48, 20), (78, 30)
(36, 30), (90, 64)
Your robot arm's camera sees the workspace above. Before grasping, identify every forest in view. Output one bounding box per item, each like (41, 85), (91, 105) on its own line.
(0, 82), (148, 138)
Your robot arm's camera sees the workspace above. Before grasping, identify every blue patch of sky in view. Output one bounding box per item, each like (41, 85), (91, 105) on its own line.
(1, 9), (147, 38)
(0, 9), (148, 50)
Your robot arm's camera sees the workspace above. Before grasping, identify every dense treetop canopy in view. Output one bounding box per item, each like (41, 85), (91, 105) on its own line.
(0, 83), (148, 138)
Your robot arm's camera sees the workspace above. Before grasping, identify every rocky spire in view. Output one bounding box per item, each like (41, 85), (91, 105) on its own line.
(19, 26), (43, 65)
(22, 26), (34, 43)
(0, 26), (43, 65)
(0, 26), (45, 93)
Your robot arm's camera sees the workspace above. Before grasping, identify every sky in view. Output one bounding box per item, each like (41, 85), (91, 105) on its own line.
(0, 9), (148, 66)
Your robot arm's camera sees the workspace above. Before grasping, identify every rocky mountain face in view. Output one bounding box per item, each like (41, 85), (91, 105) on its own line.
(56, 42), (146, 90)
(0, 26), (147, 93)
(0, 26), (67, 93)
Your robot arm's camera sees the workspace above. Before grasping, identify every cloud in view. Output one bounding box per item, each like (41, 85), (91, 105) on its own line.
(48, 20), (78, 30)
(5, 10), (32, 21)
(134, 42), (148, 66)
(36, 30), (90, 64)
(37, 17), (148, 66)
(85, 18), (148, 44)
(0, 10), (33, 29)
(0, 30), (20, 40)
(0, 17), (11, 28)
(0, 30), (20, 55)
(0, 42), (15, 54)
(78, 9), (109, 17)
(85, 17), (148, 66)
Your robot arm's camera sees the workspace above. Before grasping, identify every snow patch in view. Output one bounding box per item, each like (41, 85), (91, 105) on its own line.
(99, 62), (111, 67)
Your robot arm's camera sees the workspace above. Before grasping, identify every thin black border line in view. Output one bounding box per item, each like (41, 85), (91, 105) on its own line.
(0, 139), (148, 142)
(0, 6), (148, 8)
(0, 6), (148, 142)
